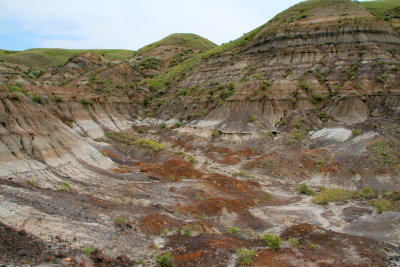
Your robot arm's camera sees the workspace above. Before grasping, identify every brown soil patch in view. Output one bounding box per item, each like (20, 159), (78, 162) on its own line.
(169, 235), (263, 267)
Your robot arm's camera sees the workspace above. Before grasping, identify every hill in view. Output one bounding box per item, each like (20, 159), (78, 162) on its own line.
(0, 48), (134, 70)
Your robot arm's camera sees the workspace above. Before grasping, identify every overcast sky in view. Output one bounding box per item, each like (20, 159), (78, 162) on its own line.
(0, 0), (368, 51)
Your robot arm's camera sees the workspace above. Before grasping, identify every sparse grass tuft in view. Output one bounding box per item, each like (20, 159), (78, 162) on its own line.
(114, 217), (128, 224)
(352, 129), (362, 136)
(105, 131), (137, 145)
(79, 98), (92, 105)
(31, 94), (42, 104)
(368, 139), (396, 167)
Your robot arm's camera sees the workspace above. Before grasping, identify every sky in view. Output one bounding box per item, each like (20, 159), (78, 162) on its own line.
(0, 0), (367, 51)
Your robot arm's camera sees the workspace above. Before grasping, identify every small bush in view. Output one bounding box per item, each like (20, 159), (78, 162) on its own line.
(236, 248), (256, 265)
(311, 93), (325, 103)
(308, 243), (318, 250)
(373, 199), (391, 213)
(288, 237), (299, 246)
(263, 233), (281, 249)
(182, 226), (192, 236)
(264, 193), (273, 200)
(59, 182), (72, 192)
(54, 95), (63, 102)
(134, 139), (166, 152)
(83, 246), (96, 256)
(79, 98), (92, 105)
(158, 123), (167, 129)
(211, 129), (221, 138)
(155, 252), (173, 267)
(171, 122), (182, 129)
(352, 129), (362, 136)
(297, 184), (315, 196)
(136, 127), (145, 134)
(32, 94), (42, 104)
(114, 217), (128, 224)
(249, 115), (256, 122)
(227, 227), (240, 234)
(313, 188), (354, 205)
(299, 82), (312, 93)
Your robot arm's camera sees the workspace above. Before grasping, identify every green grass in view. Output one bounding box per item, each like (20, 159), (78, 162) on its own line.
(114, 217), (128, 224)
(105, 131), (137, 145)
(137, 33), (216, 55)
(236, 248), (256, 265)
(147, 25), (265, 91)
(368, 139), (396, 167)
(360, 0), (400, 21)
(313, 188), (355, 205)
(134, 139), (166, 152)
(373, 199), (392, 213)
(0, 48), (134, 69)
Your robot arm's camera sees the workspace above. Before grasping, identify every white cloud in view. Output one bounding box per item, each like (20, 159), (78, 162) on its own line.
(0, 0), (304, 50)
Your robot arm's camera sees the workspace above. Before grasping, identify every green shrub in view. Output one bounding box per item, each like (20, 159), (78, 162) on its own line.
(373, 199), (391, 213)
(311, 93), (325, 103)
(79, 98), (92, 105)
(32, 94), (42, 103)
(134, 139), (166, 152)
(227, 227), (239, 234)
(299, 82), (312, 93)
(211, 129), (221, 138)
(297, 184), (315, 196)
(59, 182), (72, 192)
(83, 246), (96, 256)
(264, 193), (273, 200)
(158, 123), (167, 129)
(313, 188), (354, 205)
(352, 129), (362, 136)
(249, 115), (256, 122)
(182, 226), (192, 236)
(263, 233), (281, 249)
(288, 237), (299, 246)
(171, 122), (182, 129)
(355, 187), (377, 200)
(236, 248), (256, 265)
(54, 95), (63, 102)
(155, 253), (173, 267)
(114, 217), (128, 224)
(308, 243), (318, 250)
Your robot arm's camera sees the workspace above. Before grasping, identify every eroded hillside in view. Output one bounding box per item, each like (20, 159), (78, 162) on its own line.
(0, 0), (399, 266)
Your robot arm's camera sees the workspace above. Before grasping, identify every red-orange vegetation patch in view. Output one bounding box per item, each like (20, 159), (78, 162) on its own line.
(169, 136), (196, 151)
(216, 155), (242, 165)
(206, 147), (253, 165)
(141, 213), (182, 234)
(280, 223), (392, 266)
(111, 165), (136, 173)
(253, 248), (305, 267)
(140, 213), (214, 235)
(169, 235), (263, 267)
(132, 155), (204, 180)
